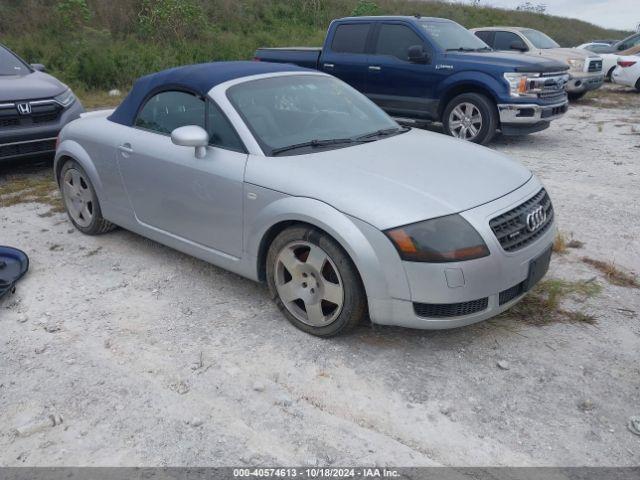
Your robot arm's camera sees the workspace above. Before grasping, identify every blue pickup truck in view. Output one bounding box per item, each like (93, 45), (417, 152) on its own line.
(255, 16), (570, 144)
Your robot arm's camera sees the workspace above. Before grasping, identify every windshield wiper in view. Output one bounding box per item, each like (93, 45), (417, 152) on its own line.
(446, 47), (476, 52)
(271, 137), (356, 156)
(354, 126), (409, 141)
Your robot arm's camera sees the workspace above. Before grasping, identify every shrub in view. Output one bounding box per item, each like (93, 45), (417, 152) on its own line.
(351, 0), (379, 16)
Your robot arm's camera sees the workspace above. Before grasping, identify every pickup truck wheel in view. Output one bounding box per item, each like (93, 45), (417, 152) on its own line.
(59, 159), (115, 235)
(266, 226), (366, 337)
(442, 93), (497, 145)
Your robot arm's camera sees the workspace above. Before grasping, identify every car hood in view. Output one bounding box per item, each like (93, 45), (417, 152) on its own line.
(0, 71), (67, 102)
(245, 128), (532, 230)
(444, 51), (568, 73)
(532, 47), (594, 61)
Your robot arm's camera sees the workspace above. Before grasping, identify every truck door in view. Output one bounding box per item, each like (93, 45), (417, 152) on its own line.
(320, 22), (373, 92)
(365, 22), (439, 121)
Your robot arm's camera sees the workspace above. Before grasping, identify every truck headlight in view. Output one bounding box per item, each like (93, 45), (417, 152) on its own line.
(385, 214), (490, 263)
(567, 59), (585, 71)
(54, 88), (76, 107)
(503, 72), (543, 98)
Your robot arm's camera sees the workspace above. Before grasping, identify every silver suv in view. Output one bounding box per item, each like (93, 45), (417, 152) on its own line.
(471, 27), (604, 100)
(0, 43), (84, 163)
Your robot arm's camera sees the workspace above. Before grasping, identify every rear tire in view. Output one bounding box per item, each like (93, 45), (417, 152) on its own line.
(59, 159), (115, 235)
(635, 78), (640, 92)
(266, 226), (366, 337)
(606, 66), (615, 81)
(442, 93), (498, 145)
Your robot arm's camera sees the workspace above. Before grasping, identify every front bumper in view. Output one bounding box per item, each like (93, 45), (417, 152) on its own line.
(362, 177), (556, 330)
(0, 100), (84, 161)
(497, 100), (568, 126)
(566, 73), (604, 93)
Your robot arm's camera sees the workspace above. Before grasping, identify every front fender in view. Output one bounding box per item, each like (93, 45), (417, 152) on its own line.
(54, 138), (104, 200)
(437, 70), (507, 102)
(243, 188), (411, 316)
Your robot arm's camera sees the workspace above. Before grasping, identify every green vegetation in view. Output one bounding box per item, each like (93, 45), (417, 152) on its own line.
(1, 0), (630, 91)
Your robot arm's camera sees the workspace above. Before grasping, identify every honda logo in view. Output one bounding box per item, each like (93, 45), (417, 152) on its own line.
(525, 205), (547, 232)
(17, 103), (31, 115)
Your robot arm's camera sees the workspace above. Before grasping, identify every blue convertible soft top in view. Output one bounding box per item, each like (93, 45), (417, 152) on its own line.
(108, 61), (310, 127)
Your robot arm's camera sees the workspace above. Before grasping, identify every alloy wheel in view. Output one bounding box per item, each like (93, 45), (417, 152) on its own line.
(61, 168), (94, 228)
(448, 102), (483, 141)
(274, 241), (344, 327)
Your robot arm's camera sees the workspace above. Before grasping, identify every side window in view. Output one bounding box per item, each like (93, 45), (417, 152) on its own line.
(206, 101), (245, 153)
(374, 24), (426, 61)
(135, 91), (205, 134)
(331, 23), (371, 54)
(494, 31), (526, 51)
(474, 31), (495, 48)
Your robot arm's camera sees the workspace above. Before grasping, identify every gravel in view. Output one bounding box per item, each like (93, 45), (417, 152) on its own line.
(1, 85), (639, 466)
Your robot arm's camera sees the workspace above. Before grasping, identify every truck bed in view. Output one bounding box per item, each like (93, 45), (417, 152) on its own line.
(255, 47), (322, 69)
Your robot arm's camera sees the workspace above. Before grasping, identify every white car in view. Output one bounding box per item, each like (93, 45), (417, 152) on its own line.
(576, 42), (615, 54)
(598, 46), (640, 81)
(612, 55), (640, 91)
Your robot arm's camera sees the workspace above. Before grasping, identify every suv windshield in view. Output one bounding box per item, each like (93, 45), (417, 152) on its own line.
(0, 45), (30, 76)
(227, 75), (403, 156)
(420, 20), (490, 51)
(521, 29), (560, 49)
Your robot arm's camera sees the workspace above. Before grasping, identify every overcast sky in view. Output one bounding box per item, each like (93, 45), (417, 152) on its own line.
(476, 0), (640, 31)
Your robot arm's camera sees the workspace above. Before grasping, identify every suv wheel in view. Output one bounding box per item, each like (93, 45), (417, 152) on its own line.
(266, 226), (366, 337)
(442, 93), (498, 145)
(59, 159), (115, 235)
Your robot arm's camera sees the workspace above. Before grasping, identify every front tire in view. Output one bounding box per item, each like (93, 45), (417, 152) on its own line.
(568, 91), (587, 101)
(442, 93), (498, 145)
(266, 226), (366, 337)
(59, 159), (115, 235)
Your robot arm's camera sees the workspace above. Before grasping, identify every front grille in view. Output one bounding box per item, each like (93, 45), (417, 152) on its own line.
(537, 72), (568, 100)
(0, 101), (63, 129)
(0, 139), (57, 159)
(588, 59), (603, 72)
(490, 189), (554, 252)
(414, 297), (489, 318)
(499, 281), (526, 305)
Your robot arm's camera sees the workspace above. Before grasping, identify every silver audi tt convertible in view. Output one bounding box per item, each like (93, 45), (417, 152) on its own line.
(55, 61), (555, 337)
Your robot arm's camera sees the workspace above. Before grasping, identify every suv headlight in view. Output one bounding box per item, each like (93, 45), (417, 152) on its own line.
(385, 214), (490, 263)
(54, 88), (76, 107)
(567, 58), (585, 71)
(503, 72), (543, 98)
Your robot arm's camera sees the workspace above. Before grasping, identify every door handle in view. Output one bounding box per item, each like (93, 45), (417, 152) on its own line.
(118, 143), (133, 155)
(368, 65), (381, 71)
(323, 63), (334, 69)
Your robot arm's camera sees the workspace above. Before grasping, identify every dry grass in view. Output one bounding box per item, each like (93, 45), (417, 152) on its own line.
(553, 232), (585, 254)
(497, 278), (601, 326)
(0, 173), (63, 214)
(578, 84), (640, 110)
(582, 257), (639, 288)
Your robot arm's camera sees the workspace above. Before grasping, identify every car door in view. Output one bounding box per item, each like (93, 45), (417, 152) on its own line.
(365, 22), (439, 120)
(320, 22), (373, 92)
(116, 90), (247, 258)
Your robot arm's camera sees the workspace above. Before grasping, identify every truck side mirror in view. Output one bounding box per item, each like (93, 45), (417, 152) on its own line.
(510, 41), (528, 52)
(408, 45), (429, 64)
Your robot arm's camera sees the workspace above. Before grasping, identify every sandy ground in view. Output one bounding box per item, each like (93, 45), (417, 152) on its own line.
(1, 84), (639, 467)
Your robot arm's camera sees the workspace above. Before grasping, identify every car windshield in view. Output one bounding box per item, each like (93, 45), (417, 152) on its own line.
(419, 20), (490, 51)
(227, 75), (402, 156)
(521, 29), (560, 49)
(0, 45), (29, 76)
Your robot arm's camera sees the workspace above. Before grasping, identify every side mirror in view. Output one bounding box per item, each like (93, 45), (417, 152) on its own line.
(617, 44), (625, 51)
(171, 125), (209, 159)
(408, 45), (429, 64)
(510, 42), (528, 52)
(30, 63), (46, 72)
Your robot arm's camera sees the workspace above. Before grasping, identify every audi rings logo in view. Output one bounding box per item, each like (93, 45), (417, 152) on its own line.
(525, 205), (547, 232)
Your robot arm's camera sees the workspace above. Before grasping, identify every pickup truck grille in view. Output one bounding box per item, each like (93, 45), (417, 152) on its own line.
(490, 188), (554, 252)
(0, 100), (63, 129)
(537, 72), (569, 101)
(588, 59), (603, 72)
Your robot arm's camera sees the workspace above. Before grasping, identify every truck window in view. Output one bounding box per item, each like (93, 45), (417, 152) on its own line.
(494, 31), (525, 51)
(374, 24), (425, 61)
(331, 23), (371, 54)
(474, 31), (495, 47)
(521, 29), (560, 49)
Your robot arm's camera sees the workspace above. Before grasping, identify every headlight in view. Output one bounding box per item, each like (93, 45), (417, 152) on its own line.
(54, 88), (76, 107)
(567, 59), (585, 71)
(384, 214), (490, 263)
(503, 72), (543, 97)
